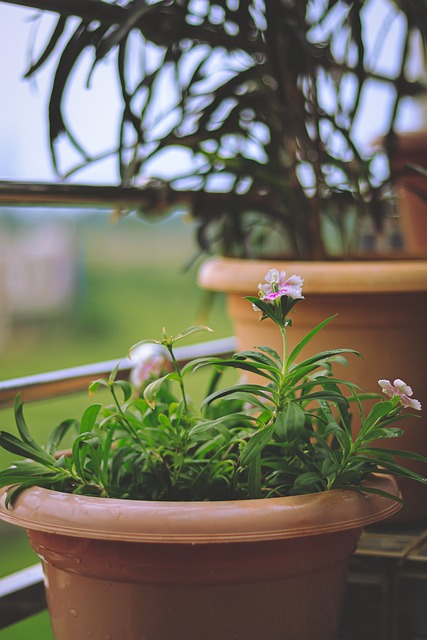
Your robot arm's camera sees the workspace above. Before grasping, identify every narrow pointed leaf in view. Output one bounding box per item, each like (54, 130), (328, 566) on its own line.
(0, 432), (54, 466)
(14, 396), (49, 455)
(46, 418), (78, 455)
(240, 423), (275, 467)
(287, 315), (337, 366)
(174, 325), (213, 341)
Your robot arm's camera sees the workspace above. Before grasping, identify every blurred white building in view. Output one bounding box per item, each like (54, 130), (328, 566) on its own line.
(0, 224), (78, 348)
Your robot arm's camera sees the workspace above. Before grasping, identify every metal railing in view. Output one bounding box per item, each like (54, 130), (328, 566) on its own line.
(0, 564), (46, 629)
(0, 180), (186, 211)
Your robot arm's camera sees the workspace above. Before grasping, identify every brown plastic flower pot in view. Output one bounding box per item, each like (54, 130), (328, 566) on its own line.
(198, 257), (427, 524)
(0, 475), (400, 640)
(389, 131), (427, 257)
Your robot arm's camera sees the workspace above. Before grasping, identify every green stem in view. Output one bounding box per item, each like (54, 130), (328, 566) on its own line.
(281, 325), (288, 376)
(110, 386), (145, 447)
(167, 345), (191, 428)
(275, 324), (288, 413)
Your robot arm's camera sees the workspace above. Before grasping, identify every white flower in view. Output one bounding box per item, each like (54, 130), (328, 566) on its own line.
(130, 344), (171, 390)
(258, 269), (304, 303)
(378, 378), (421, 411)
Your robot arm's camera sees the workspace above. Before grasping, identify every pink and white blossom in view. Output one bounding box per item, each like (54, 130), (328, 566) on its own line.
(130, 344), (171, 390)
(378, 378), (422, 411)
(258, 269), (304, 302)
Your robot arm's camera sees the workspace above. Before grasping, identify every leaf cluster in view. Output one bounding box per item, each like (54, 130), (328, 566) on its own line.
(16, 0), (427, 258)
(0, 313), (425, 507)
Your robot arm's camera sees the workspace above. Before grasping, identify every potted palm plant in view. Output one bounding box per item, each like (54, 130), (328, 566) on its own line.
(2, 0), (427, 518)
(1, 0), (424, 256)
(0, 271), (425, 640)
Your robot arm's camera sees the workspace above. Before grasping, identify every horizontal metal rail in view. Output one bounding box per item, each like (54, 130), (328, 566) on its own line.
(0, 180), (274, 213)
(0, 179), (189, 212)
(0, 564), (46, 630)
(0, 337), (236, 408)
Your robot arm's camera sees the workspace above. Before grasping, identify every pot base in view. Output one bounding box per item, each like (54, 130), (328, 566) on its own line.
(30, 530), (357, 640)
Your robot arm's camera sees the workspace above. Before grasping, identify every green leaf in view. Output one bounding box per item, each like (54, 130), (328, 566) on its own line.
(0, 460), (62, 484)
(46, 418), (78, 455)
(14, 397), (51, 457)
(343, 484), (404, 504)
(108, 363), (121, 384)
(0, 431), (54, 466)
(174, 325), (213, 341)
(143, 372), (179, 408)
(292, 472), (325, 493)
(114, 380), (133, 402)
(359, 447), (427, 465)
(240, 423), (275, 467)
(192, 357), (277, 381)
(247, 455), (262, 499)
(359, 401), (396, 435)
(246, 296), (278, 322)
(79, 404), (102, 435)
(205, 391), (268, 411)
(129, 338), (162, 353)
(189, 413), (257, 437)
(235, 349), (279, 369)
(255, 345), (282, 365)
(274, 403), (306, 442)
(293, 348), (362, 372)
(297, 390), (349, 408)
(287, 315), (337, 366)
(202, 383), (278, 409)
(89, 378), (109, 396)
(71, 433), (100, 480)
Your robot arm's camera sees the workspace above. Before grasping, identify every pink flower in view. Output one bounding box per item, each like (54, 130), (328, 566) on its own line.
(258, 269), (304, 303)
(130, 344), (171, 390)
(378, 378), (422, 411)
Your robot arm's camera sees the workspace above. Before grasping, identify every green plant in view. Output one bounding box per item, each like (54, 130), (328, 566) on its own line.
(0, 268), (425, 504)
(3, 0), (426, 257)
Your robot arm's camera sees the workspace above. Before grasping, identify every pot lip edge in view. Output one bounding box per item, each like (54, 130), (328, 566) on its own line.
(198, 257), (427, 294)
(0, 475), (401, 543)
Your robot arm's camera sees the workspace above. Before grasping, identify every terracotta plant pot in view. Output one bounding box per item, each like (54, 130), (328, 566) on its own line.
(0, 475), (400, 640)
(390, 131), (427, 257)
(198, 257), (427, 523)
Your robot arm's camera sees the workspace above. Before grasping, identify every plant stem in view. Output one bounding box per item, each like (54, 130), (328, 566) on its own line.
(110, 386), (145, 447)
(274, 325), (288, 413)
(167, 345), (191, 428)
(281, 325), (288, 376)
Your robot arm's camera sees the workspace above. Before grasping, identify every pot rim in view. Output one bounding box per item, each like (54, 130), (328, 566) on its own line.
(198, 257), (427, 294)
(0, 475), (401, 543)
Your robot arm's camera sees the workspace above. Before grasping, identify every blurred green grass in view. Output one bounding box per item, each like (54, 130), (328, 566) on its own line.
(0, 212), (232, 639)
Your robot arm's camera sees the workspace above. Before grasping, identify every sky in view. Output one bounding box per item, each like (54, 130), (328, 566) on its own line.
(0, 1), (425, 187)
(0, 4), (56, 181)
(0, 3), (122, 184)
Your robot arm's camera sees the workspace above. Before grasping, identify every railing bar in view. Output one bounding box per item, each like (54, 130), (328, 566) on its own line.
(0, 180), (266, 211)
(0, 564), (44, 598)
(0, 337), (236, 408)
(0, 180), (190, 211)
(0, 563), (46, 630)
